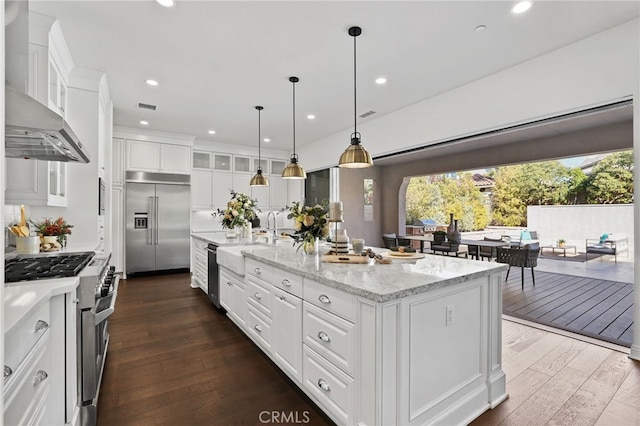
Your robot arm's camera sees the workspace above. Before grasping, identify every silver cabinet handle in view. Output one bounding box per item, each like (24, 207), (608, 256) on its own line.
(318, 294), (331, 304)
(282, 279), (291, 286)
(254, 267), (261, 275)
(4, 366), (12, 380)
(317, 331), (331, 342)
(227, 281), (233, 286)
(33, 370), (48, 386)
(35, 320), (49, 333)
(317, 378), (330, 392)
(254, 292), (262, 300)
(278, 296), (285, 301)
(254, 324), (262, 333)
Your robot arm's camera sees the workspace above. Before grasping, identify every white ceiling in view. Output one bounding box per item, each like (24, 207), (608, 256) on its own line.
(30, 1), (640, 153)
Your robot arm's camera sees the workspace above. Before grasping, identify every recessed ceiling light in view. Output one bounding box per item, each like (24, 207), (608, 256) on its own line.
(475, 25), (487, 32)
(307, 114), (315, 120)
(375, 77), (387, 85)
(156, 0), (175, 7)
(264, 138), (271, 142)
(145, 79), (159, 86)
(208, 130), (216, 135)
(511, 1), (532, 14)
(140, 120), (149, 125)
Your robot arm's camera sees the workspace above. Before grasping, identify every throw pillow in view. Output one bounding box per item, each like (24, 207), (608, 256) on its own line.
(521, 231), (532, 240)
(599, 233), (609, 244)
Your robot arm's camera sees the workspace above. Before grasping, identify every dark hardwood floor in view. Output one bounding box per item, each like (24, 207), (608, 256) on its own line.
(98, 273), (334, 426)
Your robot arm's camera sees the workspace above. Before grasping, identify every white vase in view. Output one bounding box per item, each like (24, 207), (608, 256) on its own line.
(225, 228), (237, 239)
(302, 238), (319, 255)
(335, 229), (349, 254)
(243, 222), (252, 239)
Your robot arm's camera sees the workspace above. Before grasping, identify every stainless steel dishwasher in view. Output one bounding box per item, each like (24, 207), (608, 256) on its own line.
(206, 243), (222, 309)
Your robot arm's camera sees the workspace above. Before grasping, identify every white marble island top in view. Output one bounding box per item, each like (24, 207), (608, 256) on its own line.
(241, 246), (507, 303)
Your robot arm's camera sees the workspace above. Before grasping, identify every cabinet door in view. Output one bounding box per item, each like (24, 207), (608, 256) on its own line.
(126, 140), (160, 172)
(234, 155), (251, 173)
(219, 270), (233, 312)
(272, 286), (303, 383)
(251, 185), (269, 213)
(212, 172), (234, 208)
(112, 138), (125, 186)
(232, 173), (251, 199)
(161, 144), (191, 174)
(230, 280), (247, 327)
(193, 151), (212, 169)
(5, 159), (67, 207)
(287, 179), (304, 206)
(111, 187), (124, 273)
(271, 159), (287, 176)
(192, 170), (213, 209)
(269, 176), (288, 210)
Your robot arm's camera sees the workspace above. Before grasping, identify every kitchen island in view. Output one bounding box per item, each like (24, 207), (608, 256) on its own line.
(215, 244), (508, 426)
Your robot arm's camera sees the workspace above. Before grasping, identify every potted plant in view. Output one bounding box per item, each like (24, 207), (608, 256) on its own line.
(557, 238), (566, 247)
(30, 216), (73, 248)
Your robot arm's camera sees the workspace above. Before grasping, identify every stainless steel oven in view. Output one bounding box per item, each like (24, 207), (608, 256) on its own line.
(76, 253), (118, 426)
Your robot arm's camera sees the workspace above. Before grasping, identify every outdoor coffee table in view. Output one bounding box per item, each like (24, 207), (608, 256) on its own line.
(540, 245), (577, 257)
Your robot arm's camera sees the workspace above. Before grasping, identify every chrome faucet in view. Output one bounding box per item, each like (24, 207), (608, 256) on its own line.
(266, 211), (278, 240)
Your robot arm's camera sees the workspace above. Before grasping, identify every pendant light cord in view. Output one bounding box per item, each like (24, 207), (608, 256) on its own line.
(353, 32), (357, 135)
(292, 80), (296, 156)
(258, 108), (261, 164)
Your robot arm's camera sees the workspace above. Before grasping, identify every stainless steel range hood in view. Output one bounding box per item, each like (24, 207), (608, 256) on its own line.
(5, 0), (90, 163)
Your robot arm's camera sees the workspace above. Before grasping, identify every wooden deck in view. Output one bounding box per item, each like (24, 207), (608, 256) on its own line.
(502, 269), (634, 347)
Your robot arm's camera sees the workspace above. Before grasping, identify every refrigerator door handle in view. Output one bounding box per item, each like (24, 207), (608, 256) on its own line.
(155, 196), (160, 245)
(148, 196), (155, 245)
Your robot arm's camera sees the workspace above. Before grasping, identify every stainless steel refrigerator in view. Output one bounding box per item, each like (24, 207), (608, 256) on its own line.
(125, 171), (191, 274)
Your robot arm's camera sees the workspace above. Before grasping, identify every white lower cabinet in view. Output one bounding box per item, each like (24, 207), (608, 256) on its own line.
(4, 288), (78, 426)
(220, 267), (247, 328)
(191, 237), (208, 293)
(215, 256), (505, 426)
(272, 286), (302, 383)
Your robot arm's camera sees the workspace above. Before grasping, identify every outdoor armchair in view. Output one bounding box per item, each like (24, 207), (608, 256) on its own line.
(382, 233), (412, 249)
(496, 242), (540, 290)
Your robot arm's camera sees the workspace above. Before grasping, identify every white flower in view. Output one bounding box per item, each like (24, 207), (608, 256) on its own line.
(232, 210), (238, 217)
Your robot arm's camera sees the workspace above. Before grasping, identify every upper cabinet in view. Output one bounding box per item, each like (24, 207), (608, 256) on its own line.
(126, 140), (191, 175)
(112, 138), (125, 186)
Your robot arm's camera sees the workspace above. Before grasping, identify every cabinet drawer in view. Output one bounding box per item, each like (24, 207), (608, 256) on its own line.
(302, 345), (354, 426)
(4, 331), (51, 426)
(5, 301), (51, 374)
(246, 258), (273, 284)
(247, 305), (273, 354)
(247, 275), (273, 318)
(273, 266), (303, 298)
(303, 302), (355, 376)
(192, 267), (208, 288)
(192, 238), (208, 252)
(304, 279), (355, 322)
(193, 251), (208, 269)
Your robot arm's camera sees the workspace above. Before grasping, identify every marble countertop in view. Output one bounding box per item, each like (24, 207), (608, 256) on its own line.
(4, 277), (80, 334)
(241, 246), (507, 303)
(191, 231), (297, 248)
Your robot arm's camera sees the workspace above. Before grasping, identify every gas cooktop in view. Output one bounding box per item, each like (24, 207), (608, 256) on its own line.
(5, 251), (96, 283)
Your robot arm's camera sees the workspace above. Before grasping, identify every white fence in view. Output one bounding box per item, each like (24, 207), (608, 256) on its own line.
(526, 204), (633, 252)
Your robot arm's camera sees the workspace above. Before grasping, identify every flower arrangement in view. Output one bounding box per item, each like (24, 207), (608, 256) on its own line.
(287, 202), (330, 252)
(217, 190), (259, 229)
(30, 216), (73, 247)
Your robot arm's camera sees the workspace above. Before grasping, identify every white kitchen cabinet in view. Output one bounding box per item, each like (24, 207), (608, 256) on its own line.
(5, 159), (67, 207)
(192, 170), (214, 209)
(4, 287), (78, 426)
(112, 138), (125, 186)
(272, 286), (303, 383)
(111, 187), (124, 274)
(251, 185), (269, 212)
(233, 155), (251, 174)
(212, 172), (233, 208)
(126, 140), (191, 174)
(47, 55), (68, 118)
(220, 267), (247, 328)
(252, 158), (269, 174)
(232, 173), (251, 199)
(270, 159), (287, 176)
(287, 179), (304, 206)
(191, 237), (209, 294)
(269, 176), (288, 210)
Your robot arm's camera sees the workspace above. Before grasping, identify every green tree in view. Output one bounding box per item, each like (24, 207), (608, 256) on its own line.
(585, 151), (634, 204)
(491, 166), (526, 226)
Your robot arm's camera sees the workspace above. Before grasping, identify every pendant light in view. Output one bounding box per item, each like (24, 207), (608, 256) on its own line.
(282, 76), (307, 179)
(339, 26), (373, 168)
(250, 106), (269, 186)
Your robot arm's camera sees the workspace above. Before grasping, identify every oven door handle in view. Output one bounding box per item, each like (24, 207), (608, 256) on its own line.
(94, 275), (119, 325)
